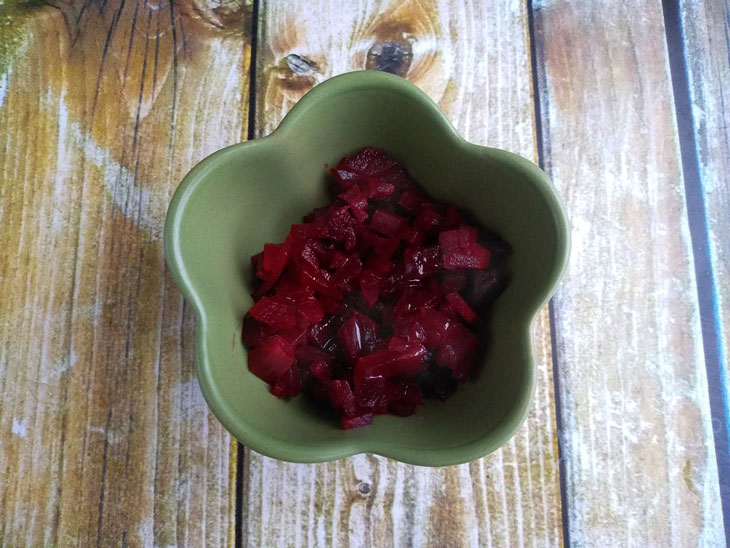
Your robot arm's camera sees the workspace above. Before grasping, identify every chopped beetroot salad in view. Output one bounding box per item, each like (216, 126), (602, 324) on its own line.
(243, 147), (510, 429)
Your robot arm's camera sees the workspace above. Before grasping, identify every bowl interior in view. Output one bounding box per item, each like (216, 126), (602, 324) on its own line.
(167, 72), (567, 464)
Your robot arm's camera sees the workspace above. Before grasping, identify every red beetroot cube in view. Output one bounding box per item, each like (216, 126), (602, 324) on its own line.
(332, 254), (362, 288)
(439, 270), (467, 293)
(358, 270), (381, 307)
(442, 205), (463, 229)
(403, 245), (441, 279)
(354, 344), (427, 381)
(249, 297), (297, 330)
(400, 226), (424, 245)
(242, 315), (275, 348)
(339, 185), (369, 223)
(339, 147), (400, 177)
(355, 374), (386, 408)
(366, 178), (396, 199)
(370, 210), (406, 236)
(249, 336), (295, 384)
(271, 366), (301, 398)
(341, 412), (374, 430)
(371, 235), (400, 259)
(310, 359), (332, 380)
(414, 206), (442, 231)
(415, 309), (453, 348)
(295, 344), (332, 365)
(443, 245), (490, 270)
(436, 323), (478, 381)
(329, 380), (357, 416)
(445, 292), (478, 323)
(398, 190), (425, 213)
(338, 315), (364, 364)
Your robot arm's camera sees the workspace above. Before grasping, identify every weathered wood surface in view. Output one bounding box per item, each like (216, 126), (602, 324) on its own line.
(0, 0), (250, 545)
(679, 0), (730, 423)
(241, 2), (564, 547)
(532, 0), (725, 546)
(2, 0), (729, 546)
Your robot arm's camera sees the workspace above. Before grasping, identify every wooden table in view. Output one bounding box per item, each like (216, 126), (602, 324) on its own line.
(1, 0), (728, 546)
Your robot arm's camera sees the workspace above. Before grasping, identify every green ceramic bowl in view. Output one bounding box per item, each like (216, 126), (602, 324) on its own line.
(164, 70), (569, 466)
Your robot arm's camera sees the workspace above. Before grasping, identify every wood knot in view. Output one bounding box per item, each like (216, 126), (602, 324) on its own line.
(276, 53), (319, 91)
(366, 40), (413, 76)
(285, 53), (317, 76)
(357, 482), (372, 495)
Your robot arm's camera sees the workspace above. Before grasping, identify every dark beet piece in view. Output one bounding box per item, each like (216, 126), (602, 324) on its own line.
(243, 147), (510, 429)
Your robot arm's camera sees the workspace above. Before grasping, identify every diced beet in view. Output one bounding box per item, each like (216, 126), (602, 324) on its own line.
(249, 297), (297, 330)
(280, 323), (309, 346)
(296, 344), (332, 365)
(354, 344), (427, 380)
(332, 254), (362, 288)
(339, 185), (369, 223)
(310, 359), (331, 380)
(251, 251), (263, 274)
(458, 226), (477, 247)
(404, 384), (425, 405)
(445, 292), (477, 323)
(437, 323), (478, 381)
(341, 412), (374, 430)
(339, 147), (400, 177)
(403, 245), (441, 279)
(394, 287), (440, 316)
(242, 146), (511, 430)
(249, 336), (295, 384)
(370, 210), (406, 236)
(263, 243), (281, 272)
(389, 400), (416, 417)
(358, 270), (381, 307)
(371, 234), (401, 258)
(439, 270), (467, 293)
(366, 178), (396, 199)
(242, 314), (275, 348)
(298, 298), (324, 324)
(398, 190), (425, 213)
(318, 293), (344, 314)
(329, 251), (348, 270)
(271, 366), (301, 398)
(443, 246), (490, 270)
(366, 254), (394, 277)
(329, 380), (357, 416)
(438, 228), (462, 254)
(331, 168), (359, 189)
(442, 205), (463, 229)
(355, 374), (386, 408)
(338, 315), (364, 364)
(415, 309), (453, 348)
(400, 226), (424, 245)
(414, 206), (442, 232)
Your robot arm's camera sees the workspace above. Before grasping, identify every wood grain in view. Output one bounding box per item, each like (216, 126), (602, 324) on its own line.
(0, 0), (251, 545)
(241, 1), (564, 547)
(679, 0), (730, 425)
(532, 0), (725, 546)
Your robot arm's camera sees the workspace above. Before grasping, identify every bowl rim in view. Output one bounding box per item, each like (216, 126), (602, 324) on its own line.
(164, 70), (570, 466)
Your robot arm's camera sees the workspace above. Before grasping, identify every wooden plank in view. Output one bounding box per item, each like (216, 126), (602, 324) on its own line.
(679, 0), (730, 429)
(0, 0), (251, 545)
(532, 1), (725, 545)
(241, 2), (564, 547)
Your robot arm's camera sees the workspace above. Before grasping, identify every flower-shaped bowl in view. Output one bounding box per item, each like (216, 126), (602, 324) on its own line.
(164, 70), (569, 466)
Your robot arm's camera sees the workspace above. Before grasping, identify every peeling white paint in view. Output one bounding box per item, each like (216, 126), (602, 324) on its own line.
(12, 418), (27, 438)
(0, 70), (9, 109)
